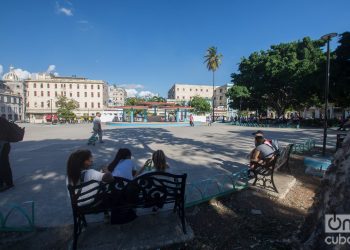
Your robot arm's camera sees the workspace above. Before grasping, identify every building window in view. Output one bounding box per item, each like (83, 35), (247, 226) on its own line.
(55, 102), (58, 108)
(47, 91), (50, 97)
(183, 96), (185, 99)
(98, 92), (100, 97)
(70, 93), (72, 97)
(77, 84), (80, 89)
(85, 102), (87, 108)
(98, 85), (100, 90)
(98, 103), (100, 108)
(40, 83), (43, 88)
(91, 102), (94, 108)
(34, 91), (37, 96)
(177, 96), (179, 99)
(206, 89), (208, 92)
(85, 92), (87, 97)
(219, 96), (223, 100)
(183, 88), (185, 91)
(196, 89), (198, 91)
(47, 83), (50, 88)
(41, 91), (44, 97)
(91, 85), (94, 90)
(220, 89), (222, 93)
(34, 83), (36, 88)
(177, 88), (179, 91)
(91, 92), (94, 97)
(64, 92), (66, 97)
(77, 92), (80, 97)
(41, 102), (44, 108)
(84, 85), (87, 89)
(201, 89), (203, 92)
(55, 91), (57, 97)
(47, 101), (50, 108)
(69, 84), (72, 89)
(190, 89), (192, 91)
(8, 107), (11, 113)
(55, 84), (57, 89)
(61, 91), (64, 96)
(34, 102), (37, 108)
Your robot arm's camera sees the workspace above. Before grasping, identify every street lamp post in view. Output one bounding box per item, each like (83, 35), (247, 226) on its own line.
(321, 32), (337, 156)
(50, 99), (53, 124)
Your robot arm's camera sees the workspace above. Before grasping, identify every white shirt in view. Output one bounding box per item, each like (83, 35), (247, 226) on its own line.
(67, 169), (104, 206)
(111, 159), (136, 180)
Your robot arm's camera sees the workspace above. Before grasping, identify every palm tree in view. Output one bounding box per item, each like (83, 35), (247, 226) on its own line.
(204, 46), (223, 122)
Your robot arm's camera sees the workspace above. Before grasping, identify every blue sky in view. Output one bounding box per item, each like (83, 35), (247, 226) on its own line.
(0, 0), (349, 97)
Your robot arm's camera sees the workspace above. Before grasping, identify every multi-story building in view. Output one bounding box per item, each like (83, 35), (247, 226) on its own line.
(107, 85), (127, 107)
(167, 83), (236, 118)
(167, 83), (219, 102)
(0, 81), (22, 121)
(25, 73), (108, 122)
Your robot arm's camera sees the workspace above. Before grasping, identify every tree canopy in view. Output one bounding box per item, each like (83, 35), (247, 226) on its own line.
(226, 85), (250, 111)
(56, 96), (78, 120)
(231, 37), (326, 117)
(189, 96), (211, 114)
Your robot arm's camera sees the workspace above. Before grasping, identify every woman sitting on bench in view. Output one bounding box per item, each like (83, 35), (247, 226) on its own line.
(66, 150), (114, 207)
(136, 150), (169, 176)
(107, 148), (137, 180)
(249, 136), (276, 170)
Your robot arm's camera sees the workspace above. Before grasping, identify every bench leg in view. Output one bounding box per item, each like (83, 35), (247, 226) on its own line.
(270, 173), (278, 193)
(178, 203), (187, 234)
(73, 215), (79, 250)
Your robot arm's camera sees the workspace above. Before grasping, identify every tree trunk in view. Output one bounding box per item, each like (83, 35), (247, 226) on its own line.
(212, 71), (215, 122)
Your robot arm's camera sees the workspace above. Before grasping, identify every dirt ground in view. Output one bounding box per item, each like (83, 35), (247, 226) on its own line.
(0, 150), (322, 250)
(164, 151), (322, 250)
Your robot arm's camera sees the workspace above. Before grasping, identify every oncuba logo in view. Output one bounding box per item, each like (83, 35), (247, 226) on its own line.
(325, 214), (350, 233)
(325, 214), (350, 245)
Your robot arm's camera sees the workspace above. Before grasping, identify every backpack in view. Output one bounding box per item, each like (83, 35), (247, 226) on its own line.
(264, 139), (280, 156)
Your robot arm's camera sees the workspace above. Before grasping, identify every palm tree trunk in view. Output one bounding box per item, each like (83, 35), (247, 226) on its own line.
(212, 71), (215, 122)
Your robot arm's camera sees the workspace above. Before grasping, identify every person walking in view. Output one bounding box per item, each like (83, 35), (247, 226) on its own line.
(92, 112), (104, 143)
(189, 114), (194, 127)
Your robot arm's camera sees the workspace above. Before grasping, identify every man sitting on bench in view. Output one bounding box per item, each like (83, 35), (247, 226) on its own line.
(249, 135), (276, 171)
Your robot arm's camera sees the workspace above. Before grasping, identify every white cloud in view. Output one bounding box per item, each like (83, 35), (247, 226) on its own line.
(0, 65), (3, 76)
(138, 91), (156, 98)
(125, 89), (138, 97)
(56, 2), (73, 16)
(11, 68), (31, 80)
(47, 65), (56, 73)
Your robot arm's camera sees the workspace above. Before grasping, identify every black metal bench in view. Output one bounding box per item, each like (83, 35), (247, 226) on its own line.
(336, 133), (347, 150)
(67, 172), (187, 250)
(251, 144), (294, 193)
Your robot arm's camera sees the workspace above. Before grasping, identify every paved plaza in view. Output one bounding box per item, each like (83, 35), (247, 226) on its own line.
(0, 123), (337, 228)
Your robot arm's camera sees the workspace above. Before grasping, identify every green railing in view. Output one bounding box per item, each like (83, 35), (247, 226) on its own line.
(185, 169), (248, 208)
(292, 139), (316, 154)
(230, 121), (297, 129)
(0, 201), (35, 232)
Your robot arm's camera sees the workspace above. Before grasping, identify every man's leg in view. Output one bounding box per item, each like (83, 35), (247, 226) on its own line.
(98, 130), (103, 142)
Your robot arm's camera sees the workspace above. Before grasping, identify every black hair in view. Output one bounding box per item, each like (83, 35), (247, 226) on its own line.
(107, 148), (132, 172)
(67, 150), (92, 185)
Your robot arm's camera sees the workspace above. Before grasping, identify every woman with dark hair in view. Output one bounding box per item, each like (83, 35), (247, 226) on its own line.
(107, 148), (136, 180)
(0, 142), (13, 192)
(136, 150), (169, 176)
(66, 150), (114, 206)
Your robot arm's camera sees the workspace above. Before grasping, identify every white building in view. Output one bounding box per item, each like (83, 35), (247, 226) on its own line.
(24, 73), (108, 122)
(107, 85), (127, 107)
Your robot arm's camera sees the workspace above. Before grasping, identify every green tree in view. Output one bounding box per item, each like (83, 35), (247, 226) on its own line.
(204, 46), (223, 121)
(226, 85), (250, 114)
(232, 37), (326, 117)
(56, 96), (78, 120)
(125, 97), (145, 106)
(330, 32), (350, 112)
(148, 96), (166, 102)
(189, 96), (211, 114)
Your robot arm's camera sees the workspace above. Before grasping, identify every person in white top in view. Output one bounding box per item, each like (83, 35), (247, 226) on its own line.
(107, 148), (136, 180)
(66, 150), (114, 206)
(92, 112), (103, 143)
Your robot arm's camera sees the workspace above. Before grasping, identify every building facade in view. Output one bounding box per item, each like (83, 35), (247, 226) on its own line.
(0, 81), (22, 121)
(25, 74), (108, 122)
(107, 85), (127, 107)
(167, 83), (219, 102)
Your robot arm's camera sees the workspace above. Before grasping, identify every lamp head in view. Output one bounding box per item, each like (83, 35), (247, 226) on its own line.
(321, 33), (338, 40)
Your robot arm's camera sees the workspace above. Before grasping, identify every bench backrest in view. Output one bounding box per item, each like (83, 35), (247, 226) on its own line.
(276, 143), (294, 170)
(113, 172), (187, 208)
(67, 172), (187, 211)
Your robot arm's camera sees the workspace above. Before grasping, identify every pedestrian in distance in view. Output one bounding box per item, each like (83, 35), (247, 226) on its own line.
(92, 112), (104, 143)
(189, 114), (194, 127)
